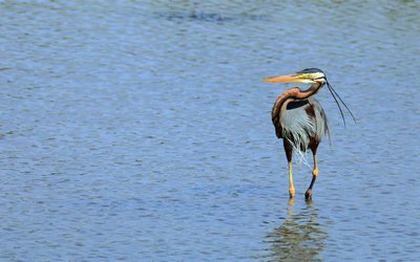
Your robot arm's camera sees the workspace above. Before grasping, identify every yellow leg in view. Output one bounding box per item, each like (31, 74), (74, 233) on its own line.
(305, 154), (319, 200)
(288, 161), (295, 198)
(312, 154), (319, 177)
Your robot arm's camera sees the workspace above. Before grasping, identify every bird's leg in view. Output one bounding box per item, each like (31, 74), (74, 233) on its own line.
(283, 140), (295, 198)
(305, 153), (319, 200)
(288, 161), (295, 198)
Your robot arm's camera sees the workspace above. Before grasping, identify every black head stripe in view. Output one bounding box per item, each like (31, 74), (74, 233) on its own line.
(297, 68), (325, 74)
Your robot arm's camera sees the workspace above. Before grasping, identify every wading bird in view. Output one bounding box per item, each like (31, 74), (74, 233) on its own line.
(264, 68), (355, 200)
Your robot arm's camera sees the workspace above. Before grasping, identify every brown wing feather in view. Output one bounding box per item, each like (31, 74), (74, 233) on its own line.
(272, 95), (284, 138)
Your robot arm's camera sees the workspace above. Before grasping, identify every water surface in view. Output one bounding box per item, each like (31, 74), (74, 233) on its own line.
(0, 0), (419, 261)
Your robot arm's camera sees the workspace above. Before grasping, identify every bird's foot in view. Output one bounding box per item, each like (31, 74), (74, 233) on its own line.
(289, 188), (295, 198)
(305, 189), (313, 200)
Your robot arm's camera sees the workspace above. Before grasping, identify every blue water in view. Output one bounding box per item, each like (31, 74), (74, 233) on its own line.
(0, 1), (419, 261)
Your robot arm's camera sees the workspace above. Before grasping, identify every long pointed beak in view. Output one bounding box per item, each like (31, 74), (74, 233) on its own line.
(264, 74), (304, 83)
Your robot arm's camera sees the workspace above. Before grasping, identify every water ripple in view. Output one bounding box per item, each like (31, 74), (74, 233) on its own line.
(0, 0), (419, 261)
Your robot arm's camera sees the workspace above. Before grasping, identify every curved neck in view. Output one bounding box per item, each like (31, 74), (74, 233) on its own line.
(274, 82), (323, 108)
(290, 81), (323, 100)
(272, 82), (323, 125)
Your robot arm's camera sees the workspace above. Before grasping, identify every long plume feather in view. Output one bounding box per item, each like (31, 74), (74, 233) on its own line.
(326, 81), (347, 126)
(324, 78), (356, 126)
(327, 82), (357, 123)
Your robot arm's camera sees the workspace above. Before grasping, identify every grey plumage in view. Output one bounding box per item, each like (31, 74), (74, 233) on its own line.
(273, 97), (329, 155)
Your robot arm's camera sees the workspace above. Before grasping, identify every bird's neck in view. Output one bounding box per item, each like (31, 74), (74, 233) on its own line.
(271, 82), (323, 138)
(275, 82), (323, 107)
(290, 82), (323, 99)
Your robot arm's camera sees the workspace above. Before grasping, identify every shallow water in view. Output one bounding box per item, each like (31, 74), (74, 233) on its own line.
(0, 0), (419, 261)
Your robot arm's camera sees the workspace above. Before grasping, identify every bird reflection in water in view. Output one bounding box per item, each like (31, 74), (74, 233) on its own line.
(266, 199), (327, 262)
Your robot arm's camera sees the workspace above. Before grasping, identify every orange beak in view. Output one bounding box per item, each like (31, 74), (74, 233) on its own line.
(264, 74), (305, 83)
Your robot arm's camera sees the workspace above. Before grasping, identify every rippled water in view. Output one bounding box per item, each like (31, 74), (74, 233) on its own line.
(0, 0), (419, 261)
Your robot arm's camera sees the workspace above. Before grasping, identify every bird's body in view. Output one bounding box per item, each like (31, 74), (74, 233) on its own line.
(272, 95), (329, 155)
(264, 68), (352, 200)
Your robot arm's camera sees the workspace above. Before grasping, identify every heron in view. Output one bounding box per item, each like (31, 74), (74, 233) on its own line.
(264, 68), (355, 200)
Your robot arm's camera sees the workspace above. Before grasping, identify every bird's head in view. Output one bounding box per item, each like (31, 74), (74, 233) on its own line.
(264, 67), (356, 126)
(264, 68), (326, 85)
